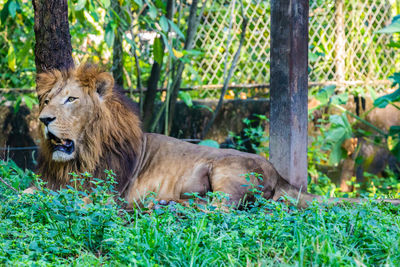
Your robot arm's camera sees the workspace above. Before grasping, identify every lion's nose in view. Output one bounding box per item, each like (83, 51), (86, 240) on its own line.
(39, 116), (56, 126)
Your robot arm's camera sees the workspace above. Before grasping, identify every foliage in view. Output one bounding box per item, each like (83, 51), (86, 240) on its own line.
(308, 169), (400, 199)
(1, 160), (400, 265)
(323, 114), (353, 165)
(368, 15), (400, 161)
(307, 83), (400, 198)
(0, 0), (35, 88)
(298, 12), (400, 182)
(0, 0), (200, 95)
(227, 114), (269, 156)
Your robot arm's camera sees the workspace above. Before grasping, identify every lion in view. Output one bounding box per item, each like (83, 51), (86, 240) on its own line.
(28, 64), (400, 209)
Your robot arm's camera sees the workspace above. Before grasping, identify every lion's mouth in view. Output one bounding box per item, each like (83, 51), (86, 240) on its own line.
(48, 132), (75, 154)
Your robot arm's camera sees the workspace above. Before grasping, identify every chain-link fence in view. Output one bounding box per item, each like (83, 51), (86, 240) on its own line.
(189, 0), (399, 99)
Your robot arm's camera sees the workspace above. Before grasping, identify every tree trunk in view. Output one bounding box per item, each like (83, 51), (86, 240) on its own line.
(33, 0), (74, 73)
(142, 0), (174, 131)
(142, 58), (164, 131)
(112, 0), (124, 86)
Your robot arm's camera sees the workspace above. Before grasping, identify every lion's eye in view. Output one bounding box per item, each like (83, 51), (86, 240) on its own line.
(66, 97), (78, 103)
(44, 99), (49, 105)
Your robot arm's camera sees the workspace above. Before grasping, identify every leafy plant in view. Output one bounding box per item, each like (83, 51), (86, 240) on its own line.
(228, 114), (269, 156)
(324, 114), (353, 165)
(374, 14), (400, 161)
(1, 160), (400, 265)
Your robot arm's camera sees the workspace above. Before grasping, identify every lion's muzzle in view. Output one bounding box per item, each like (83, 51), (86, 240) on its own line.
(47, 131), (75, 155)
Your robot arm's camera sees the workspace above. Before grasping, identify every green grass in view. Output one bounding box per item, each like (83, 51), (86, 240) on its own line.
(1, 160), (400, 266)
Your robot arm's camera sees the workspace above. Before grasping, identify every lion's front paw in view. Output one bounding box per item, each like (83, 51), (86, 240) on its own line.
(146, 199), (179, 212)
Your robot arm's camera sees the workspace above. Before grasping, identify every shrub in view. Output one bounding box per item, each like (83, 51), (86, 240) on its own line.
(0, 160), (400, 265)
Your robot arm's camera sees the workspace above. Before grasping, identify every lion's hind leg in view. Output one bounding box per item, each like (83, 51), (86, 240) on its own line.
(208, 156), (270, 209)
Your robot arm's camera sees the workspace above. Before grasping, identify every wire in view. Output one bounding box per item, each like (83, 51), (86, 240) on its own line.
(0, 146), (38, 151)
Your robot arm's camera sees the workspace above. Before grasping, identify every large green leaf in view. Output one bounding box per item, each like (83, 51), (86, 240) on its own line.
(329, 114), (352, 135)
(331, 93), (348, 105)
(315, 85), (335, 105)
(159, 16), (169, 32)
(198, 140), (219, 148)
(329, 141), (345, 166)
(325, 114), (353, 165)
(325, 127), (346, 145)
(389, 72), (400, 87)
(377, 15), (400, 34)
(105, 24), (115, 48)
(7, 43), (16, 72)
(153, 37), (163, 64)
(13, 95), (22, 113)
(194, 104), (213, 113)
(374, 89), (400, 108)
(23, 95), (38, 110)
(178, 91), (193, 107)
(8, 0), (17, 18)
(148, 5), (157, 20)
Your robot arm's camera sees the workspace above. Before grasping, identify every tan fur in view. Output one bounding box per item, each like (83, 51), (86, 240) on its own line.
(33, 64), (400, 209)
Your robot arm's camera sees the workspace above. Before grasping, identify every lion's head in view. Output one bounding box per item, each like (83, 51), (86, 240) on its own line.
(36, 64), (142, 190)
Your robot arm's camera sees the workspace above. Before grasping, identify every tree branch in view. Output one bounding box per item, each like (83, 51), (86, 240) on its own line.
(0, 176), (19, 194)
(134, 49), (143, 116)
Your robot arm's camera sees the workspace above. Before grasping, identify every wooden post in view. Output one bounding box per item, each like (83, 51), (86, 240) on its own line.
(270, 0), (309, 189)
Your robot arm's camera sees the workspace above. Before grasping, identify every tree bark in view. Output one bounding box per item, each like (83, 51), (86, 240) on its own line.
(33, 0), (74, 73)
(142, 60), (163, 131)
(270, 0), (309, 189)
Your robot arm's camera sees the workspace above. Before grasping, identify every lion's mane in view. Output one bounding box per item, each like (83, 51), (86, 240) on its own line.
(36, 64), (142, 191)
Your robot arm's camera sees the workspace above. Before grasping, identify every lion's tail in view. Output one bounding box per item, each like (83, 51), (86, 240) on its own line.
(273, 178), (400, 208)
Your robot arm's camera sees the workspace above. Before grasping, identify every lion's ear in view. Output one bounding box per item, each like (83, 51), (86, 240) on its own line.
(96, 72), (114, 97)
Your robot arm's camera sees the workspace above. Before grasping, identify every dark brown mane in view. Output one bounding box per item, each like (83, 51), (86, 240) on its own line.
(36, 65), (143, 191)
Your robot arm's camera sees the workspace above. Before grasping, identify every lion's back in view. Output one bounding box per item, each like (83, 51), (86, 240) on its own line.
(144, 133), (264, 161)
